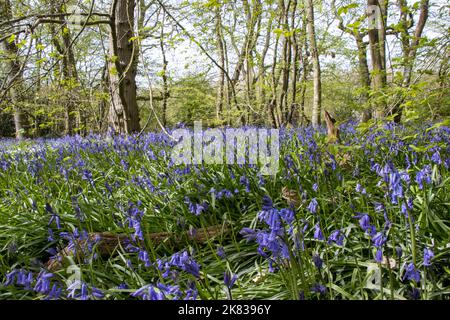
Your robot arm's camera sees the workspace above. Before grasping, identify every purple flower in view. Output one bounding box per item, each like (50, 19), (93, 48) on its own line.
(313, 223), (324, 241)
(356, 183), (366, 194)
(240, 228), (257, 242)
(354, 213), (376, 235)
(431, 151), (441, 165)
(224, 271), (238, 289)
(408, 287), (421, 300)
(375, 248), (383, 263)
(403, 263), (420, 283)
(82, 169), (94, 184)
(169, 250), (201, 278)
(34, 271), (53, 294)
(374, 202), (384, 213)
(217, 246), (226, 259)
(118, 283), (129, 289)
(16, 270), (33, 289)
(307, 198), (319, 214)
(91, 286), (105, 299)
(396, 246), (403, 258)
(312, 254), (323, 270)
(423, 248), (434, 267)
(4, 269), (18, 286)
(138, 249), (151, 267)
(372, 232), (387, 248)
(47, 283), (63, 300)
(311, 283), (327, 295)
(415, 165), (432, 189)
(328, 230), (344, 246)
(261, 195), (274, 211)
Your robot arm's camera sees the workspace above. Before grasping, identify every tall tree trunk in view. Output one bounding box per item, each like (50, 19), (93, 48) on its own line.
(108, 0), (140, 134)
(215, 2), (225, 122)
(279, 0), (292, 124)
(305, 0), (321, 128)
(159, 12), (168, 127)
(287, 0), (300, 124)
(355, 33), (372, 122)
(1, 0), (27, 139)
(367, 0), (386, 120)
(391, 0), (429, 123)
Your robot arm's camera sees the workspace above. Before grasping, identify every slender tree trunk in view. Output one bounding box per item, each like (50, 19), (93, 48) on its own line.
(215, 2), (225, 122)
(287, 0), (299, 124)
(159, 12), (168, 127)
(108, 0), (140, 134)
(298, 11), (309, 125)
(367, 0), (386, 120)
(305, 0), (321, 128)
(279, 0), (292, 124)
(1, 0), (27, 139)
(391, 0), (429, 123)
(355, 33), (372, 122)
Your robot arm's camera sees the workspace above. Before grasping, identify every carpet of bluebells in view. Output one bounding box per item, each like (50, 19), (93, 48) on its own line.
(0, 121), (449, 300)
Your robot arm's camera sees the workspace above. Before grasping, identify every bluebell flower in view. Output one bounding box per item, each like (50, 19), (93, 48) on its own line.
(354, 213), (376, 235)
(118, 283), (129, 289)
(313, 223), (324, 241)
(307, 198), (318, 214)
(388, 170), (403, 204)
(312, 254), (323, 270)
(16, 270), (33, 289)
(375, 248), (383, 263)
(403, 263), (420, 283)
(396, 246), (403, 258)
(34, 271), (53, 294)
(415, 165), (432, 189)
(240, 228), (258, 242)
(408, 287), (421, 300)
(401, 202), (409, 218)
(184, 281), (198, 300)
(328, 230), (344, 246)
(356, 183), (366, 194)
(138, 249), (151, 267)
(127, 203), (144, 241)
(224, 271), (238, 289)
(374, 202), (384, 213)
(46, 204), (61, 229)
(311, 283), (327, 295)
(91, 286), (105, 299)
(217, 246), (226, 259)
(47, 228), (55, 242)
(423, 248), (434, 267)
(279, 208), (295, 226)
(4, 269), (18, 286)
(169, 250), (201, 278)
(82, 169), (94, 184)
(372, 232), (387, 248)
(261, 195), (274, 211)
(47, 283), (63, 300)
(431, 151), (441, 165)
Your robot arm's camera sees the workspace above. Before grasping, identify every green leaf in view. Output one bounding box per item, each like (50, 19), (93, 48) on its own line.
(337, 3), (359, 16)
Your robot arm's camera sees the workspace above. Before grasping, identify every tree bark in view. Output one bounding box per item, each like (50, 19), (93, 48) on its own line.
(305, 0), (321, 128)
(108, 0), (140, 134)
(214, 2), (226, 122)
(391, 0), (429, 122)
(1, 0), (27, 139)
(367, 0), (386, 120)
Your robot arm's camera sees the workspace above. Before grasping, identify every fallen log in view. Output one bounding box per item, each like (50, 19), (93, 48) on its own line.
(45, 225), (228, 272)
